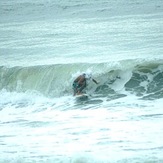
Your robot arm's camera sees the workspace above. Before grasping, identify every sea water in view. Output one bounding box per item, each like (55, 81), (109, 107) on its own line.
(0, 0), (163, 162)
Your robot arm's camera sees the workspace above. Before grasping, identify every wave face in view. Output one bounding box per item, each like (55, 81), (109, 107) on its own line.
(1, 59), (163, 100)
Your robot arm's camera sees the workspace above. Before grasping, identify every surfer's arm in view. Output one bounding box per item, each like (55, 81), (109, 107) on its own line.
(92, 78), (99, 84)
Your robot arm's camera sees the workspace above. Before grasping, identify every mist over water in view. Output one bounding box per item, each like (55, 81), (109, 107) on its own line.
(0, 0), (163, 162)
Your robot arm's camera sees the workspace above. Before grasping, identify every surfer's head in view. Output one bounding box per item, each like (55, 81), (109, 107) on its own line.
(85, 72), (92, 79)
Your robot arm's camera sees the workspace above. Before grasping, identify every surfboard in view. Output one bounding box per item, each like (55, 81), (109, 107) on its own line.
(75, 94), (89, 100)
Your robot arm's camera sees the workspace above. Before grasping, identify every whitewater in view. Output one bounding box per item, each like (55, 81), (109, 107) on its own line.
(0, 0), (163, 163)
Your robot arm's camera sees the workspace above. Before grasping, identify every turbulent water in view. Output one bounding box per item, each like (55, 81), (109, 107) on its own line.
(0, 0), (163, 163)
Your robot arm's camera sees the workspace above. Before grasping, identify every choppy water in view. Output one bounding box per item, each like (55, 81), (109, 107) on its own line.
(0, 0), (163, 162)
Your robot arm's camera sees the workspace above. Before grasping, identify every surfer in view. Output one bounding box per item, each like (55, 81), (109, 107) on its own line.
(72, 73), (98, 96)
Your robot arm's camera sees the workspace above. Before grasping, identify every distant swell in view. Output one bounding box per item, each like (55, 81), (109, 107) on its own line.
(0, 59), (163, 99)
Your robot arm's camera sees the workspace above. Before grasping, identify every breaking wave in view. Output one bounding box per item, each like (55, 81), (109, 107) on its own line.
(0, 59), (163, 100)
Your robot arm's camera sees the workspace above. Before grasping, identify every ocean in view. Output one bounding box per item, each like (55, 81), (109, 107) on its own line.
(0, 0), (163, 162)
